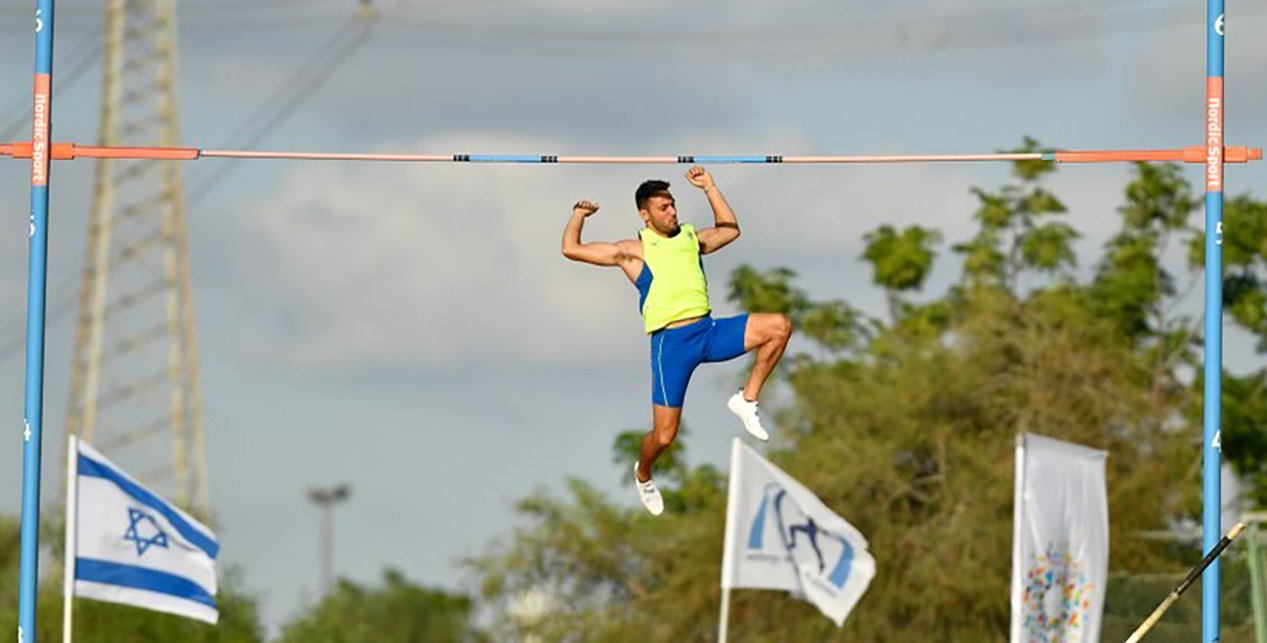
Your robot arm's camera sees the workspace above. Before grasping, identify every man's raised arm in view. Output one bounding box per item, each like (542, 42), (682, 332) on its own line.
(561, 200), (636, 266)
(689, 167), (741, 254)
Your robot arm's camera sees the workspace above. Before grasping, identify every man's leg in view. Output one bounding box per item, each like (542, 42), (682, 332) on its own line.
(637, 405), (682, 482)
(714, 313), (791, 441)
(741, 313), (793, 401)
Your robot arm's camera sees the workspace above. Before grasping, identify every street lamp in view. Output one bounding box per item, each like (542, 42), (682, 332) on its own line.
(308, 483), (351, 596)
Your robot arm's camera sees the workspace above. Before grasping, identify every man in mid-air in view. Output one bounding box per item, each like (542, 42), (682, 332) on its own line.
(561, 167), (793, 515)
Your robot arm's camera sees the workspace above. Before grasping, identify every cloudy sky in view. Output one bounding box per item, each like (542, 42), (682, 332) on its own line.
(1, 0), (1265, 632)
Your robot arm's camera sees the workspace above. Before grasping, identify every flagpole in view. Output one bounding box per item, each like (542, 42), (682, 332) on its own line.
(718, 438), (744, 643)
(1008, 434), (1027, 643)
(62, 435), (78, 643)
(718, 588), (732, 643)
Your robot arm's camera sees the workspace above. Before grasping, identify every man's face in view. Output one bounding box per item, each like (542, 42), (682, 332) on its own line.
(639, 194), (679, 236)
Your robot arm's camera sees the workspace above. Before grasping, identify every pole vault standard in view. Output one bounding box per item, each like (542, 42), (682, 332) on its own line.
(1203, 0), (1226, 639)
(18, 1), (54, 642)
(9, 1), (1260, 640)
(0, 143), (1263, 164)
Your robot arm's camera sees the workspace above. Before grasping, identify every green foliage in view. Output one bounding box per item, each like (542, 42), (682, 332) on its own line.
(1197, 195), (1267, 346)
(276, 570), (483, 643)
(1094, 231), (1174, 339)
(1187, 370), (1267, 506)
(1092, 162), (1198, 343)
(862, 224), (943, 322)
(954, 138), (1077, 288)
(1186, 193), (1267, 340)
(467, 140), (1267, 641)
(1120, 162), (1197, 232)
(726, 265), (809, 317)
(1020, 221), (1079, 272)
(861, 225), (941, 293)
(800, 300), (872, 352)
(727, 265), (870, 352)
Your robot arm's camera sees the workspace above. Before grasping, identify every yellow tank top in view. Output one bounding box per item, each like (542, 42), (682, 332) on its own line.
(635, 224), (711, 333)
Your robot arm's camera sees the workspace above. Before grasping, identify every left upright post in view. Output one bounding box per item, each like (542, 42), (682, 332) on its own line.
(20, 1), (55, 642)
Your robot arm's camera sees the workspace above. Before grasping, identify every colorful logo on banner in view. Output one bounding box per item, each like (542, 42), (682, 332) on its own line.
(1022, 541), (1094, 642)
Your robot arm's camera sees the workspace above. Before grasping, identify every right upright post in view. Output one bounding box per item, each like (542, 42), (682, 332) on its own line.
(1202, 0), (1226, 639)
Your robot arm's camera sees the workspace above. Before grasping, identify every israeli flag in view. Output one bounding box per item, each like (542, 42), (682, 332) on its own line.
(65, 436), (219, 624)
(719, 438), (875, 630)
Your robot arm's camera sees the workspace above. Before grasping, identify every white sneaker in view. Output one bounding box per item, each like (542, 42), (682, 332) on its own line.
(727, 390), (769, 441)
(633, 461), (664, 516)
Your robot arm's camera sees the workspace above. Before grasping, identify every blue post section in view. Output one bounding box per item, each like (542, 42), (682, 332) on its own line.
(19, 1), (54, 642)
(1202, 0), (1225, 640)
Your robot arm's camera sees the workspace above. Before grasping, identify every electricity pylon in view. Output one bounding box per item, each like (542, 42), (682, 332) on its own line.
(65, 0), (208, 510)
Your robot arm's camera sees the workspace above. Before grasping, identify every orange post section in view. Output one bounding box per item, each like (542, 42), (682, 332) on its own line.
(2, 142), (200, 160)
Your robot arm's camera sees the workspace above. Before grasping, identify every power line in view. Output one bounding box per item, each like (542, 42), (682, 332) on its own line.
(0, 7), (381, 369)
(0, 37), (103, 140)
(178, 13), (360, 32)
(0, 36), (106, 366)
(0, 275), (79, 365)
(390, 0), (1184, 46)
(0, 0), (354, 16)
(185, 17), (376, 206)
(377, 0), (1261, 59)
(0, 3), (352, 32)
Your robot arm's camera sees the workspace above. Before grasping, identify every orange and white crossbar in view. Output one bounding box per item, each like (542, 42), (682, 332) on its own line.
(0, 142), (1262, 165)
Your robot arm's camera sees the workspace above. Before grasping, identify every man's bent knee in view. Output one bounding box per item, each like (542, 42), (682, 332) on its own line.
(777, 314), (793, 340)
(760, 314), (792, 344)
(656, 428), (677, 449)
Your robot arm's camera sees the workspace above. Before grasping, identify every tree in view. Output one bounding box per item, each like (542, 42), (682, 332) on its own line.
(276, 569), (485, 643)
(862, 224), (941, 321)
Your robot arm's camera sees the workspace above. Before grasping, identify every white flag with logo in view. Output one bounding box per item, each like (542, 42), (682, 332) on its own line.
(720, 438), (875, 626)
(67, 437), (219, 624)
(1010, 433), (1108, 643)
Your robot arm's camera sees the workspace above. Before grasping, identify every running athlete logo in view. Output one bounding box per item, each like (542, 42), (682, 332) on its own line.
(747, 483), (856, 590)
(35, 8), (43, 33)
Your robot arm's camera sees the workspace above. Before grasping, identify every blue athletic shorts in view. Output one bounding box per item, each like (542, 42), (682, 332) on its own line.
(650, 314), (750, 408)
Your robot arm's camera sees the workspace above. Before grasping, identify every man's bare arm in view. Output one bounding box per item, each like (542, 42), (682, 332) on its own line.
(688, 167), (741, 254)
(561, 200), (638, 266)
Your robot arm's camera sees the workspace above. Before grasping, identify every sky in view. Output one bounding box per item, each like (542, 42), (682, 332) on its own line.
(0, 0), (1265, 634)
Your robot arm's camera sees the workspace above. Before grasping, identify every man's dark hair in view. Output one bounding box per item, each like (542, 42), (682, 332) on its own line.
(635, 180), (672, 210)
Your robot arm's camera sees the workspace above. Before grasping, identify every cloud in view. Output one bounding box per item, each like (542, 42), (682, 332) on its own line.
(227, 133), (647, 369)
(507, 0), (676, 17)
(1122, 10), (1267, 126)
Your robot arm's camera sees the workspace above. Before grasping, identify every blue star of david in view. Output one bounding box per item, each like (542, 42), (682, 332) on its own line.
(123, 508), (169, 557)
